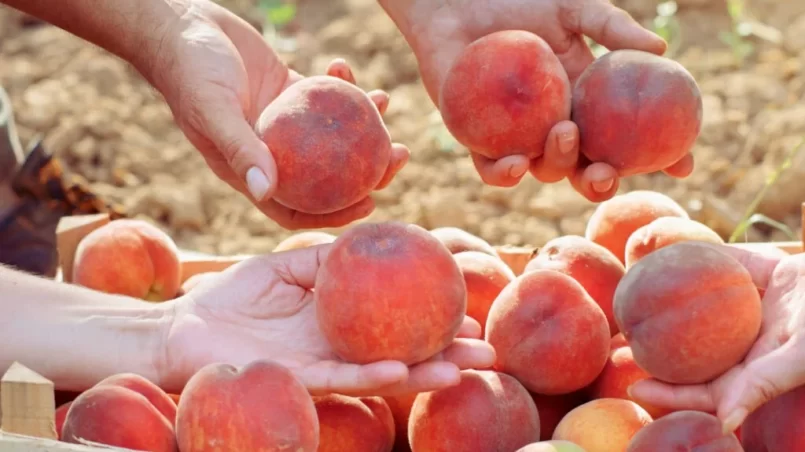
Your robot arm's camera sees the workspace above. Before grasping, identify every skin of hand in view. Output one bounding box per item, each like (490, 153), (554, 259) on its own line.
(627, 244), (805, 434)
(160, 244), (497, 397)
(143, 0), (410, 229)
(379, 0), (695, 202)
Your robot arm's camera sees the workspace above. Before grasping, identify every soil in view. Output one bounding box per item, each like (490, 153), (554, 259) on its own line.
(1, 0), (804, 255)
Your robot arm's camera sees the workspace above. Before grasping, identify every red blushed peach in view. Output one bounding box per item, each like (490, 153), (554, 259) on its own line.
(741, 384), (805, 452)
(255, 75), (392, 214)
(553, 398), (653, 452)
(516, 441), (587, 452)
(361, 397), (396, 447)
(624, 216), (724, 268)
(72, 219), (181, 301)
(175, 361), (319, 452)
(585, 190), (689, 263)
(314, 394), (395, 452)
(95, 373), (177, 424)
(627, 410), (742, 451)
(55, 401), (72, 440)
(409, 370), (540, 451)
(524, 235), (625, 335)
(315, 221), (467, 365)
(429, 227), (499, 257)
(530, 391), (589, 441)
(273, 231), (337, 252)
(439, 30), (571, 160)
(572, 49), (702, 176)
(384, 393), (418, 452)
(613, 241), (762, 384)
(61, 385), (177, 451)
(454, 251), (516, 334)
(485, 270), (610, 395)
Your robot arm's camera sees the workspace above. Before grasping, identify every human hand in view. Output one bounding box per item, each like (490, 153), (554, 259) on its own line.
(160, 244), (496, 397)
(627, 245), (805, 433)
(143, 0), (409, 229)
(380, 0), (691, 201)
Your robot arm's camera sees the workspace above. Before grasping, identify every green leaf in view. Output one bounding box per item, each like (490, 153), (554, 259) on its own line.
(266, 4), (296, 27)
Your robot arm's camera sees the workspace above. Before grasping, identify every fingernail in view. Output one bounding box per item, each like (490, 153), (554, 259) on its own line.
(509, 164), (527, 178)
(626, 384), (636, 399)
(592, 178), (614, 193)
(558, 132), (575, 155)
(246, 166), (270, 201)
(722, 408), (747, 434)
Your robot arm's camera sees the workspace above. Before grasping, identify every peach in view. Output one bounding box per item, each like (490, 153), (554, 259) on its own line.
(530, 391), (589, 440)
(585, 190), (689, 263)
(255, 75), (391, 214)
(409, 370), (540, 451)
(361, 397), (396, 447)
(741, 384), (805, 451)
(429, 227), (499, 257)
(61, 385), (177, 451)
(587, 336), (672, 419)
(627, 410), (742, 451)
(553, 398), (653, 451)
(485, 270), (610, 394)
(55, 401), (72, 440)
(384, 393), (418, 452)
(175, 360), (319, 452)
(625, 216), (724, 268)
(273, 231), (337, 252)
(314, 394), (394, 452)
(315, 221), (466, 365)
(524, 235), (625, 334)
(517, 441), (587, 452)
(572, 49), (702, 176)
(439, 30), (571, 160)
(454, 251), (516, 334)
(613, 241), (762, 384)
(95, 373), (177, 424)
(72, 219), (181, 301)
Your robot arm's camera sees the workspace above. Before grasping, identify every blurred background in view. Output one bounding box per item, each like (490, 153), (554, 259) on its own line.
(0, 0), (803, 255)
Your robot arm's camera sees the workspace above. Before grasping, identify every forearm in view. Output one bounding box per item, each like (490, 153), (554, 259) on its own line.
(0, 265), (171, 391)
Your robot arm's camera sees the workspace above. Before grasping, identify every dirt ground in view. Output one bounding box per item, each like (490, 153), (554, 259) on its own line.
(1, 0), (804, 255)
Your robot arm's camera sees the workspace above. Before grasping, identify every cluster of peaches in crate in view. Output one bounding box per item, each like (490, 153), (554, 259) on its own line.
(42, 27), (776, 452)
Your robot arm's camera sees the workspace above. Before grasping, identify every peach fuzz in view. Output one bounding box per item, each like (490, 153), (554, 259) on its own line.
(175, 360), (319, 452)
(408, 370), (540, 452)
(517, 441), (587, 452)
(553, 398), (653, 452)
(530, 391), (589, 441)
(585, 190), (689, 263)
(741, 384), (805, 452)
(61, 385), (177, 451)
(572, 49), (702, 176)
(429, 226), (499, 257)
(315, 221), (466, 365)
(627, 410), (742, 451)
(439, 30), (571, 160)
(613, 241), (762, 384)
(624, 216), (724, 268)
(524, 235), (625, 334)
(587, 335), (672, 419)
(485, 269), (610, 395)
(72, 219), (181, 301)
(95, 373), (177, 424)
(454, 251), (516, 334)
(255, 75), (391, 214)
(384, 392), (418, 452)
(273, 231), (337, 252)
(314, 394), (394, 452)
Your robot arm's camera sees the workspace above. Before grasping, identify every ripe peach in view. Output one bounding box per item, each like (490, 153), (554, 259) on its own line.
(585, 190), (689, 263)
(429, 227), (499, 257)
(524, 235), (625, 334)
(72, 219), (181, 301)
(314, 394), (394, 452)
(587, 336), (672, 419)
(624, 216), (724, 268)
(273, 231), (337, 252)
(613, 241), (762, 384)
(384, 393), (418, 452)
(517, 441), (587, 452)
(315, 221), (466, 365)
(741, 384), (805, 452)
(254, 75), (391, 214)
(439, 30), (571, 160)
(530, 391), (589, 440)
(553, 398), (653, 452)
(95, 373), (177, 424)
(175, 360), (319, 452)
(55, 401), (72, 439)
(61, 385), (176, 451)
(485, 270), (610, 394)
(627, 410), (742, 451)
(408, 370), (540, 451)
(454, 251), (516, 334)
(572, 49), (702, 176)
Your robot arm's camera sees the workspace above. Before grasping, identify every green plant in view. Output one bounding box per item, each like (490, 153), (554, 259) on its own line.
(718, 0), (782, 63)
(652, 1), (682, 57)
(258, 0), (297, 48)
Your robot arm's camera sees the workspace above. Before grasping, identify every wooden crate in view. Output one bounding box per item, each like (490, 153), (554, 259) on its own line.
(2, 209), (803, 451)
